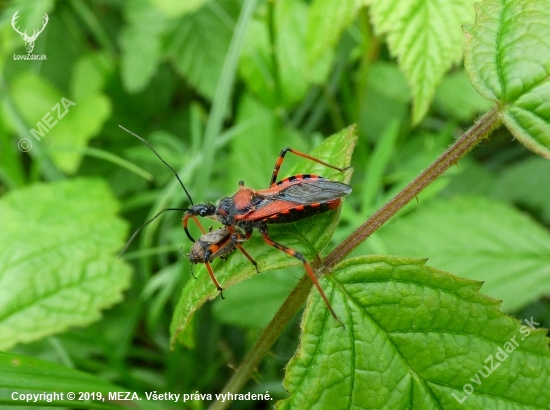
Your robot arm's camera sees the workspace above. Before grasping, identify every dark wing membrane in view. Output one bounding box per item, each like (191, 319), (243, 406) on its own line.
(274, 180), (352, 204)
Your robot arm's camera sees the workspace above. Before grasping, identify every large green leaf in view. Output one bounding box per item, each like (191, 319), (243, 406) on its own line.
(239, 0), (331, 108)
(491, 156), (550, 224)
(366, 0), (477, 124)
(306, 0), (364, 65)
(434, 71), (494, 121)
(165, 0), (240, 100)
(464, 0), (550, 158)
(376, 196), (550, 312)
(120, 0), (167, 92)
(277, 256), (550, 409)
(0, 179), (131, 350)
(9, 70), (111, 174)
(170, 126), (357, 348)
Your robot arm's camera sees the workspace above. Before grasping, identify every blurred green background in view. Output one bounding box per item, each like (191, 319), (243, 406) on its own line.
(1, 0), (549, 409)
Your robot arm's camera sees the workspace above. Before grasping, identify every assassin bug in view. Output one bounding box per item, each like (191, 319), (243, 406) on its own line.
(181, 150), (352, 324)
(117, 127), (260, 294)
(119, 126), (351, 324)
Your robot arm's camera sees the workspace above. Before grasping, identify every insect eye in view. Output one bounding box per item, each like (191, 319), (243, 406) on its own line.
(200, 209), (207, 217)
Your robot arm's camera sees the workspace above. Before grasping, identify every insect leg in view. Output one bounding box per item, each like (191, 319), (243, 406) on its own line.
(270, 147), (348, 186)
(203, 259), (225, 299)
(229, 228), (259, 273)
(257, 225), (343, 326)
(182, 213), (208, 242)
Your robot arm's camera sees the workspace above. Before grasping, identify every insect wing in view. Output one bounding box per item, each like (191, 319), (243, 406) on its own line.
(241, 180), (351, 221)
(276, 180), (351, 204)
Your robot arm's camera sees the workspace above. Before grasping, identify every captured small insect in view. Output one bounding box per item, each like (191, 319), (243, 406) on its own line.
(187, 226), (258, 298)
(119, 126), (352, 324)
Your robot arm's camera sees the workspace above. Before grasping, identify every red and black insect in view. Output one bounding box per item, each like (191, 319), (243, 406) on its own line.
(181, 148), (351, 323)
(119, 126), (351, 324)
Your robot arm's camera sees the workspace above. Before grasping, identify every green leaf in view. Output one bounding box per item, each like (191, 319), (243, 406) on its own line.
(360, 62), (410, 142)
(212, 269), (299, 328)
(239, 0), (332, 108)
(170, 126), (357, 348)
(228, 94), (308, 190)
(10, 71), (111, 174)
(434, 71), (494, 121)
(71, 52), (114, 101)
(0, 352), (123, 406)
(306, 0), (361, 65)
(120, 0), (166, 92)
(376, 196), (550, 312)
(277, 256), (550, 409)
(0, 179), (131, 350)
(464, 0), (550, 158)
(491, 156), (550, 224)
(151, 0), (211, 18)
(166, 0), (239, 100)
(367, 0), (477, 123)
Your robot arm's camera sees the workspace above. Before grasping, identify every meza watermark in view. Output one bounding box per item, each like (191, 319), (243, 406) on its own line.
(18, 97), (76, 152)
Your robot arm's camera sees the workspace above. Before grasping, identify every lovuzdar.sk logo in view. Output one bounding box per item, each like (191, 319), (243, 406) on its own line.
(12, 11), (48, 60)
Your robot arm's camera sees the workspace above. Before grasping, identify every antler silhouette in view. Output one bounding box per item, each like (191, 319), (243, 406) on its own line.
(11, 11), (49, 54)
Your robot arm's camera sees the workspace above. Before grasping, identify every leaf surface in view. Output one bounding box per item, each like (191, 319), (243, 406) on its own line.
(376, 196), (550, 312)
(10, 70), (111, 174)
(0, 179), (131, 350)
(0, 352), (122, 405)
(239, 0), (331, 108)
(367, 0), (477, 123)
(170, 126), (357, 348)
(120, 0), (166, 92)
(464, 0), (550, 158)
(166, 0), (239, 100)
(306, 0), (364, 65)
(277, 256), (550, 409)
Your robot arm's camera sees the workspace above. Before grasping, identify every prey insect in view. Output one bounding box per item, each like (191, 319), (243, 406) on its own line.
(187, 226), (258, 298)
(119, 125), (352, 324)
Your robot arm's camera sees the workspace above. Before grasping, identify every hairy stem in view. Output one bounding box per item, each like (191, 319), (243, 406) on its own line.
(210, 107), (502, 409)
(208, 276), (313, 410)
(324, 107), (502, 268)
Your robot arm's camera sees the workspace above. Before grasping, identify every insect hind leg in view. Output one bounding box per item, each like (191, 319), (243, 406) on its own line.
(269, 147), (348, 186)
(257, 225), (343, 326)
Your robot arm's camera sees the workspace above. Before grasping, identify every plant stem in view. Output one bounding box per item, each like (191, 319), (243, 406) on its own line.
(208, 276), (313, 410)
(209, 107), (502, 408)
(324, 107), (502, 268)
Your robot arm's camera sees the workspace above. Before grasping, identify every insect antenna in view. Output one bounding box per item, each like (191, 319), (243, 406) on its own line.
(118, 125), (194, 205)
(117, 125), (196, 258)
(118, 207), (190, 258)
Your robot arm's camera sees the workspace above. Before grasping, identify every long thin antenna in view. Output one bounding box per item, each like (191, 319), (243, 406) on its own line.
(118, 125), (194, 205)
(118, 208), (189, 258)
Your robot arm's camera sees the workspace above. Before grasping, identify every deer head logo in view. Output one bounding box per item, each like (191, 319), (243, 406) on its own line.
(11, 11), (49, 54)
